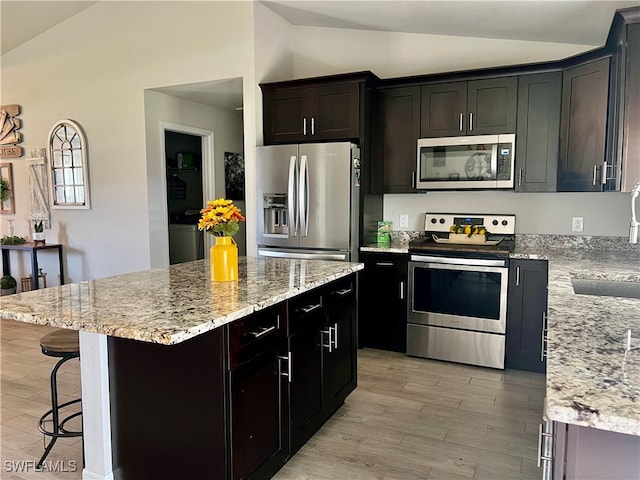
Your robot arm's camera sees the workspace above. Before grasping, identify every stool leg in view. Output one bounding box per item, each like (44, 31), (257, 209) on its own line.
(37, 355), (79, 469)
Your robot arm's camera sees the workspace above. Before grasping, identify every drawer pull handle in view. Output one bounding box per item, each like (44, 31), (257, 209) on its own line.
(250, 325), (276, 338)
(278, 353), (292, 383)
(375, 262), (394, 266)
(332, 287), (352, 297)
(296, 303), (321, 314)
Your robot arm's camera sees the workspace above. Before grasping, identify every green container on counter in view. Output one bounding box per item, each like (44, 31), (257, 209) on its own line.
(377, 221), (392, 244)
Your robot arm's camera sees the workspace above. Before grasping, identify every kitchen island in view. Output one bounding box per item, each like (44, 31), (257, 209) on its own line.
(0, 256), (363, 480)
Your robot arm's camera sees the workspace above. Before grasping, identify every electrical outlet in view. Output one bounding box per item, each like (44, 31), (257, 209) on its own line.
(399, 214), (409, 228)
(572, 216), (584, 232)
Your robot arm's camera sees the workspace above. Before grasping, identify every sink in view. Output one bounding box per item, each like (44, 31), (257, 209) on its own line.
(571, 278), (640, 299)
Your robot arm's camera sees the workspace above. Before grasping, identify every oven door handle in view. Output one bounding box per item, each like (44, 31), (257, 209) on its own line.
(410, 255), (506, 268)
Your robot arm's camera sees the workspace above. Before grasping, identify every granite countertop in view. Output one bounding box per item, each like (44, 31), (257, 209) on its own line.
(0, 256), (363, 346)
(533, 248), (640, 436)
(360, 238), (640, 436)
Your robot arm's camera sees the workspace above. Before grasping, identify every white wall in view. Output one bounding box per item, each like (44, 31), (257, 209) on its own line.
(384, 192), (634, 236)
(289, 25), (632, 237)
(1, 1), (256, 281)
(144, 91), (244, 267)
(291, 26), (594, 80)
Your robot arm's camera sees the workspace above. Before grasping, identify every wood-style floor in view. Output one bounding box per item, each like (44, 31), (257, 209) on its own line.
(1, 319), (545, 479)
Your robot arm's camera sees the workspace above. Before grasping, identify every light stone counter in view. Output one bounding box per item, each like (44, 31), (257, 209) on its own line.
(515, 247), (640, 436)
(0, 256), (363, 345)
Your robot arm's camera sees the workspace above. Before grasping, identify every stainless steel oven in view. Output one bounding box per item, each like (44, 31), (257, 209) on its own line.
(407, 212), (515, 369)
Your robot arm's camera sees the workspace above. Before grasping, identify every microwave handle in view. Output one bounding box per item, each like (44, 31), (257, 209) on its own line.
(491, 144), (498, 180)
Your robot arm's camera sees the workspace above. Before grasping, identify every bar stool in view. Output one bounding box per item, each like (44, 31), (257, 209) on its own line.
(37, 329), (82, 468)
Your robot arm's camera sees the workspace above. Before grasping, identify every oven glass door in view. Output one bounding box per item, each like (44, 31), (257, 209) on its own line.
(408, 258), (508, 334)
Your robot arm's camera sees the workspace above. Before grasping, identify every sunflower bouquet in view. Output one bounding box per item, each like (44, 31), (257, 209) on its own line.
(198, 198), (245, 237)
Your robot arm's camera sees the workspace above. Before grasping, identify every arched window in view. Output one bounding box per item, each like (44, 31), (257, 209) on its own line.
(48, 120), (90, 209)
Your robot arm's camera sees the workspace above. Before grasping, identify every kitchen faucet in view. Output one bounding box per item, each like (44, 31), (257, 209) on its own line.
(631, 181), (640, 244)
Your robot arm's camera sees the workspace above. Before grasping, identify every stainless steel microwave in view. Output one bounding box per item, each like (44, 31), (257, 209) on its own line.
(416, 134), (515, 190)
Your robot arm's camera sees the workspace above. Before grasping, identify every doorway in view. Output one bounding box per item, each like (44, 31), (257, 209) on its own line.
(165, 130), (204, 264)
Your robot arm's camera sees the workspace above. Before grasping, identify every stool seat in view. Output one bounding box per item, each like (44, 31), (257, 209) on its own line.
(40, 329), (79, 356)
(37, 329), (82, 469)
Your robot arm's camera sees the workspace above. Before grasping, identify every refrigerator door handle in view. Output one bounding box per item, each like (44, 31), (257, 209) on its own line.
(288, 155), (297, 236)
(299, 154), (309, 237)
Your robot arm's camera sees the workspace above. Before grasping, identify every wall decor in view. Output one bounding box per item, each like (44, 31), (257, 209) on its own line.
(0, 162), (15, 214)
(224, 152), (244, 201)
(0, 105), (23, 159)
(48, 120), (91, 209)
(26, 149), (51, 226)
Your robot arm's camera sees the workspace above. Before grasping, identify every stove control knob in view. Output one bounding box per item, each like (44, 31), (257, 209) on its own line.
(502, 220), (508, 226)
(439, 218), (445, 224)
(430, 218), (437, 224)
(492, 220), (499, 226)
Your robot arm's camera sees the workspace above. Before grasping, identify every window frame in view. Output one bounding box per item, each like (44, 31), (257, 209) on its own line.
(48, 119), (91, 209)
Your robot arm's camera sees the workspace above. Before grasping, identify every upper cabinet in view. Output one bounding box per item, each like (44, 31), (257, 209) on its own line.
(622, 22), (640, 191)
(420, 77), (517, 137)
(261, 73), (377, 145)
(515, 72), (562, 192)
(375, 86), (420, 193)
(557, 57), (611, 192)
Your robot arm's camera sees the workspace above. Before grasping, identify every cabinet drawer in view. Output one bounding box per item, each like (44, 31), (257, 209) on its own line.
(363, 253), (409, 273)
(323, 275), (356, 310)
(228, 305), (283, 368)
(288, 289), (323, 335)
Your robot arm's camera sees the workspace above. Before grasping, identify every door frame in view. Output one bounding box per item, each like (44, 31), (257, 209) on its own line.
(160, 122), (215, 260)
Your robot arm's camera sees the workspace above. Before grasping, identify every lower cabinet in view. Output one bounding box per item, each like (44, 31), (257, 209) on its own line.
(359, 252), (408, 352)
(107, 274), (358, 480)
(506, 258), (548, 373)
(540, 420), (640, 479)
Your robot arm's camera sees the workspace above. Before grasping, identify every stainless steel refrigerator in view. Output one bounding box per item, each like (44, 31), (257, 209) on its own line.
(256, 142), (360, 261)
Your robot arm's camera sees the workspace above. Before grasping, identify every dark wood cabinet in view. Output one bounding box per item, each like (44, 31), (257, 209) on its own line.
(506, 259), (548, 373)
(621, 22), (640, 191)
(359, 252), (408, 353)
(420, 77), (517, 137)
(108, 331), (229, 480)
(322, 276), (358, 416)
(515, 72), (562, 192)
(376, 86), (420, 193)
(557, 57), (611, 191)
(229, 346), (288, 480)
(227, 305), (288, 480)
(287, 290), (324, 455)
(262, 81), (361, 144)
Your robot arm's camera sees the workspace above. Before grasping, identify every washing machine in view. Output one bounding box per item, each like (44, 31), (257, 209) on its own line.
(168, 224), (204, 264)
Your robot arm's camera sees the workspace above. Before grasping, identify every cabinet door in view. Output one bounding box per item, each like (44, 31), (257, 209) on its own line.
(360, 252), (408, 352)
(622, 23), (640, 191)
(557, 57), (610, 191)
(288, 320), (323, 455)
(229, 347), (288, 480)
(420, 82), (467, 137)
(323, 296), (357, 416)
(262, 88), (306, 145)
(378, 87), (420, 193)
(310, 83), (360, 140)
(515, 72), (562, 192)
(467, 77), (518, 135)
(506, 259), (548, 373)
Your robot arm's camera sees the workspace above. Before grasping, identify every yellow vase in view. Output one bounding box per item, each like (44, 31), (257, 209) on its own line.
(210, 236), (238, 282)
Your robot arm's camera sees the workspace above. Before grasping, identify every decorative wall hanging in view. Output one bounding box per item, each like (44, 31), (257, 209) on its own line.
(26, 149), (51, 226)
(48, 120), (91, 209)
(0, 162), (15, 214)
(0, 105), (23, 159)
(224, 152), (244, 201)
